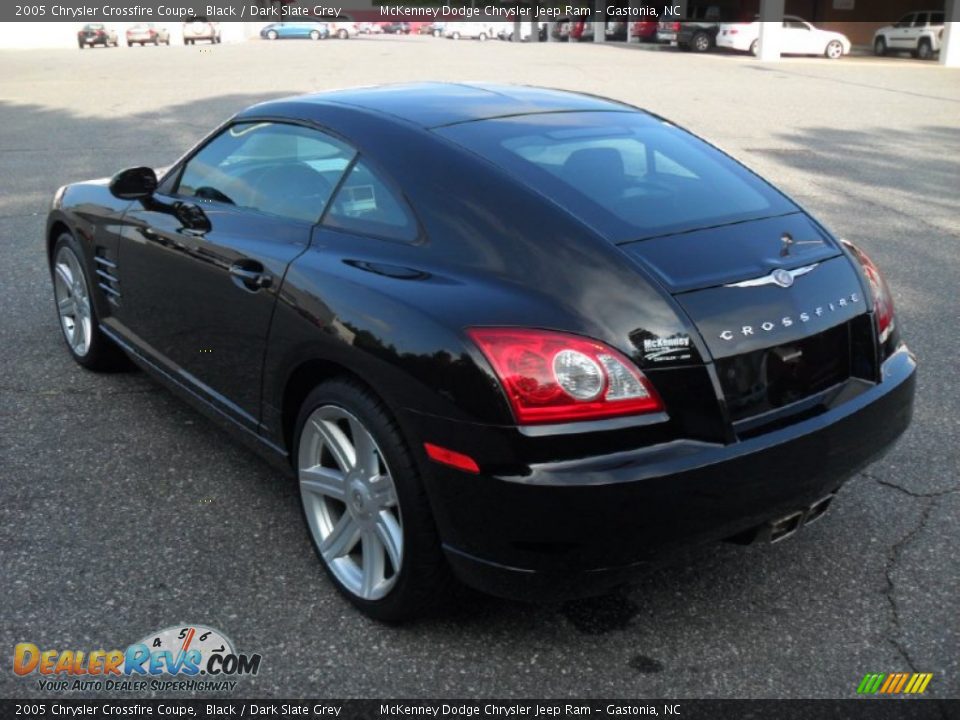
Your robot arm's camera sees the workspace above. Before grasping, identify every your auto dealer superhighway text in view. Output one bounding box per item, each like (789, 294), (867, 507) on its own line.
(46, 5), (344, 18)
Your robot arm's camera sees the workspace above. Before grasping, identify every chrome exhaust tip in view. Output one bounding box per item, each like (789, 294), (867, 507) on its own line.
(803, 493), (836, 526)
(768, 511), (805, 543)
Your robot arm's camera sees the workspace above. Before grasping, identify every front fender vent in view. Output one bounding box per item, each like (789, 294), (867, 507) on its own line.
(94, 249), (120, 306)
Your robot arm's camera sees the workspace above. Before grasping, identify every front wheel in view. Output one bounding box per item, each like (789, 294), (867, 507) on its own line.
(294, 380), (453, 622)
(917, 39), (933, 60)
(310, 30), (320, 40)
(478, 33), (487, 42)
(452, 32), (460, 39)
(874, 37), (887, 56)
(825, 40), (843, 59)
(266, 30), (278, 40)
(50, 234), (126, 371)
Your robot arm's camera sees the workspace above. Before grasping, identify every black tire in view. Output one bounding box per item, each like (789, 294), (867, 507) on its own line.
(749, 39), (759, 56)
(310, 30), (320, 40)
(78, 41), (84, 49)
(452, 32), (460, 40)
(479, 33), (488, 42)
(917, 39), (933, 60)
(338, 29), (348, 39)
(153, 37), (158, 46)
(874, 37), (887, 56)
(50, 233), (128, 372)
(691, 32), (711, 53)
(293, 379), (455, 622)
(267, 30), (278, 40)
(825, 39), (844, 60)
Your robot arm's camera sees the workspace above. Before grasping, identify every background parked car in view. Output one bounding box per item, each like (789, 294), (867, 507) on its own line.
(873, 11), (945, 60)
(676, 4), (732, 52)
(419, 22), (445, 36)
(382, 22), (411, 35)
(77, 24), (117, 49)
(443, 22), (496, 41)
(717, 17), (850, 59)
(631, 21), (658, 42)
(182, 18), (221, 45)
(261, 22), (329, 40)
(322, 15), (358, 40)
(357, 22), (383, 34)
(657, 20), (681, 44)
(126, 24), (170, 47)
(551, 19), (572, 41)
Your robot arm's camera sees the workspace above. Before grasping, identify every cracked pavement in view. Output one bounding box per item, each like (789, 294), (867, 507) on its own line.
(0, 38), (957, 699)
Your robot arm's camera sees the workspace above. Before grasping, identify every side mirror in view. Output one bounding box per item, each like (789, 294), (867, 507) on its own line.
(109, 166), (158, 200)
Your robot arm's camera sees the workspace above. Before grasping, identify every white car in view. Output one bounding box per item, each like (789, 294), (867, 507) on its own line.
(717, 17), (851, 59)
(873, 11), (945, 60)
(322, 16), (358, 39)
(182, 18), (221, 45)
(443, 22), (497, 41)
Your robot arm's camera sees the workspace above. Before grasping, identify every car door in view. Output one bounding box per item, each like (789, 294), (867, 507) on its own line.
(117, 121), (355, 430)
(781, 18), (813, 54)
(889, 13), (915, 49)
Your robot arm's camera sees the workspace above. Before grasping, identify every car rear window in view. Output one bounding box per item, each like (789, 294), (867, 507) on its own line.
(435, 111), (797, 242)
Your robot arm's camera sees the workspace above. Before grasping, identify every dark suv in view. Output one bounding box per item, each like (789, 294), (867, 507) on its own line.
(677, 4), (730, 52)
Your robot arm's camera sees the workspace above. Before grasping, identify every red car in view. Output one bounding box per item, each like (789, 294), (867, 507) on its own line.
(631, 21), (658, 42)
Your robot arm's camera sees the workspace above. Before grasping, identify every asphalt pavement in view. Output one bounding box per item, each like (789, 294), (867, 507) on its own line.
(0, 36), (957, 699)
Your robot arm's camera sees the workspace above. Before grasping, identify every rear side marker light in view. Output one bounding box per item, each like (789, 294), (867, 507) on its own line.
(467, 328), (664, 425)
(424, 443), (480, 474)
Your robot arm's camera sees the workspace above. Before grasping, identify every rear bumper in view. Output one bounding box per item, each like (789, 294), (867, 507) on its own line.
(421, 347), (916, 601)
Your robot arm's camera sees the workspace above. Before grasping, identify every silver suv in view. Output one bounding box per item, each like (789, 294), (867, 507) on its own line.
(874, 11), (945, 60)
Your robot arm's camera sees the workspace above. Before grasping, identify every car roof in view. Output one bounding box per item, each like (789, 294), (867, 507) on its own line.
(241, 82), (635, 129)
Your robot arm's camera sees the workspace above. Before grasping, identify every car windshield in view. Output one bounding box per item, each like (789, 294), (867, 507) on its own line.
(436, 111), (797, 242)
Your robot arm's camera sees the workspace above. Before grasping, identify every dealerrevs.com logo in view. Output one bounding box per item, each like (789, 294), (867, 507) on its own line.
(13, 625), (261, 693)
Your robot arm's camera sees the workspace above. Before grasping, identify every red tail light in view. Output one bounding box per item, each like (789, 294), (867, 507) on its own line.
(844, 241), (896, 343)
(728, 28), (739, 35)
(467, 328), (664, 425)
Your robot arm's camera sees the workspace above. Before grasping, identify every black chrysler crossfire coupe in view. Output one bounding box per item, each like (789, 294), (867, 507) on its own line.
(46, 83), (915, 621)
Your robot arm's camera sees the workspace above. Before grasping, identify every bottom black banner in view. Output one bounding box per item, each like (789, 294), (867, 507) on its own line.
(2, 699), (955, 720)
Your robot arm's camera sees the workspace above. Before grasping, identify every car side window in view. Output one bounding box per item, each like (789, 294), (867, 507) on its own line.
(912, 13), (928, 27)
(323, 158), (419, 242)
(176, 122), (355, 224)
(895, 14), (914, 28)
(930, 12), (944, 24)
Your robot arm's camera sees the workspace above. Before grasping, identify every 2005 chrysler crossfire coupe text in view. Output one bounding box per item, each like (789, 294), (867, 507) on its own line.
(47, 83), (915, 621)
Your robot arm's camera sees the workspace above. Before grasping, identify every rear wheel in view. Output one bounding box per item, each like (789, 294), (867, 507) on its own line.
(51, 233), (127, 371)
(917, 39), (933, 60)
(294, 380), (453, 622)
(479, 32), (487, 42)
(749, 39), (759, 56)
(338, 29), (348, 39)
(692, 32), (711, 52)
(310, 29), (320, 40)
(825, 40), (843, 59)
(452, 32), (460, 39)
(267, 29), (278, 40)
(874, 37), (887, 55)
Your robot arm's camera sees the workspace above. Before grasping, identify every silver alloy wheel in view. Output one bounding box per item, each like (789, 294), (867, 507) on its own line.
(694, 33), (709, 51)
(53, 245), (92, 357)
(826, 40), (843, 59)
(298, 405), (403, 601)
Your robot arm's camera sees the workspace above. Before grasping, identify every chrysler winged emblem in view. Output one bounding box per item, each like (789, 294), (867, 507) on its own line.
(726, 264), (818, 289)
